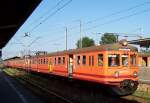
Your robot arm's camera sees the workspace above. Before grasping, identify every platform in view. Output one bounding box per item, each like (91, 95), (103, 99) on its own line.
(139, 67), (150, 84)
(0, 69), (43, 103)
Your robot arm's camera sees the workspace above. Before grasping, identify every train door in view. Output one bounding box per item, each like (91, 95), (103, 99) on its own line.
(142, 57), (148, 67)
(68, 54), (73, 78)
(48, 57), (53, 72)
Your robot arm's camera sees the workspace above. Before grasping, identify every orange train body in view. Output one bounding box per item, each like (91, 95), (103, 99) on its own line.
(3, 41), (139, 95)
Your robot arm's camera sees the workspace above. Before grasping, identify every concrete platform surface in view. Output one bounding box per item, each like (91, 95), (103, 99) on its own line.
(139, 67), (150, 84)
(0, 70), (44, 103)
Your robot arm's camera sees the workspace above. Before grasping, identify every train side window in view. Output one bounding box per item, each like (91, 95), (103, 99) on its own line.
(43, 58), (45, 64)
(82, 55), (86, 65)
(54, 58), (57, 65)
(34, 59), (36, 64)
(41, 59), (43, 64)
(63, 57), (65, 64)
(39, 59), (40, 64)
(98, 54), (103, 66)
(46, 58), (48, 64)
(33, 59), (34, 64)
(122, 54), (128, 66)
(108, 54), (120, 67)
(77, 56), (80, 65)
(44, 58), (46, 64)
(92, 56), (94, 66)
(58, 57), (61, 64)
(89, 56), (91, 66)
(130, 54), (136, 66)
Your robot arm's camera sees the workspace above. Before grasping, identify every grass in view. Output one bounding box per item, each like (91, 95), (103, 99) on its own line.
(3, 68), (26, 77)
(133, 91), (150, 100)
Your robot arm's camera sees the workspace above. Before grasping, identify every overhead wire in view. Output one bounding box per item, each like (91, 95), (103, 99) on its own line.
(29, 0), (73, 33)
(11, 0), (72, 48)
(48, 1), (150, 32)
(36, 1), (150, 41)
(27, 0), (66, 29)
(85, 8), (150, 31)
(11, 1), (150, 52)
(42, 7), (150, 45)
(86, 1), (150, 25)
(25, 1), (149, 40)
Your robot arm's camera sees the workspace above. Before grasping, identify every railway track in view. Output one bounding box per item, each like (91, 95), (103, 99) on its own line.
(16, 75), (150, 103)
(3, 68), (150, 103)
(17, 77), (74, 103)
(3, 69), (74, 103)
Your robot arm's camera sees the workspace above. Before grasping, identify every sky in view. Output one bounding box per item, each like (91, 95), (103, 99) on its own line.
(2, 0), (150, 59)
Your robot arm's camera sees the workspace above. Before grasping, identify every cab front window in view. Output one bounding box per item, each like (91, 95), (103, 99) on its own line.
(108, 54), (120, 67)
(122, 54), (128, 66)
(130, 54), (136, 66)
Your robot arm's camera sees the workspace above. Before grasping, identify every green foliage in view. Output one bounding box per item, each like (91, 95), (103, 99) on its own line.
(100, 33), (117, 44)
(76, 37), (95, 48)
(133, 91), (150, 100)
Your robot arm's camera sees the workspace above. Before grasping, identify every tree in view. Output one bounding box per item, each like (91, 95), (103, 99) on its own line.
(100, 33), (117, 44)
(76, 37), (95, 48)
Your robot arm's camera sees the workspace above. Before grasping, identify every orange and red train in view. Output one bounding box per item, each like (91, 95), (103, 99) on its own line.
(3, 40), (139, 96)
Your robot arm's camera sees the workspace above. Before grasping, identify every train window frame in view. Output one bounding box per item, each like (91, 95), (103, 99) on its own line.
(43, 58), (45, 64)
(108, 54), (120, 67)
(30, 60), (31, 64)
(58, 57), (61, 64)
(39, 59), (40, 64)
(46, 58), (48, 64)
(122, 54), (128, 67)
(77, 56), (81, 65)
(82, 55), (86, 65)
(130, 54), (136, 66)
(63, 57), (65, 64)
(54, 57), (57, 65)
(98, 54), (103, 66)
(34, 59), (36, 64)
(89, 56), (91, 66)
(33, 59), (35, 64)
(41, 59), (43, 64)
(92, 56), (94, 66)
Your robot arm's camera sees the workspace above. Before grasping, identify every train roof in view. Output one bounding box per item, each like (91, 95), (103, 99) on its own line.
(4, 42), (138, 60)
(3, 56), (21, 61)
(48, 42), (138, 56)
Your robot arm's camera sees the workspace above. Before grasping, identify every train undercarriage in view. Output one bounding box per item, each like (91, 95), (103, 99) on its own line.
(109, 79), (138, 96)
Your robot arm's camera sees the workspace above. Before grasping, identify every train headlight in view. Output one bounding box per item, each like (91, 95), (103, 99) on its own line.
(122, 41), (128, 46)
(119, 39), (128, 46)
(114, 71), (119, 78)
(133, 71), (138, 78)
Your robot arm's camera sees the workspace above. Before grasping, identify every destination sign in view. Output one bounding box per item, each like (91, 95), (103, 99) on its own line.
(119, 48), (130, 51)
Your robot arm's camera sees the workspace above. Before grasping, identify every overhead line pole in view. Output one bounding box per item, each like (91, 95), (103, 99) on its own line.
(80, 20), (82, 48)
(65, 27), (68, 51)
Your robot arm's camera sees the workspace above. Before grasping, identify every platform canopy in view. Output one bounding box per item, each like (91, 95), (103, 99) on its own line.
(128, 38), (150, 48)
(0, 0), (42, 49)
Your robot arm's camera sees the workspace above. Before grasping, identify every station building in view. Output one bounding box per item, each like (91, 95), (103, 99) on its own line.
(128, 38), (150, 67)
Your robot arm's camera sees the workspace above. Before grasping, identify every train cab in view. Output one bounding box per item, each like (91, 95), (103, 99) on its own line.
(67, 40), (139, 95)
